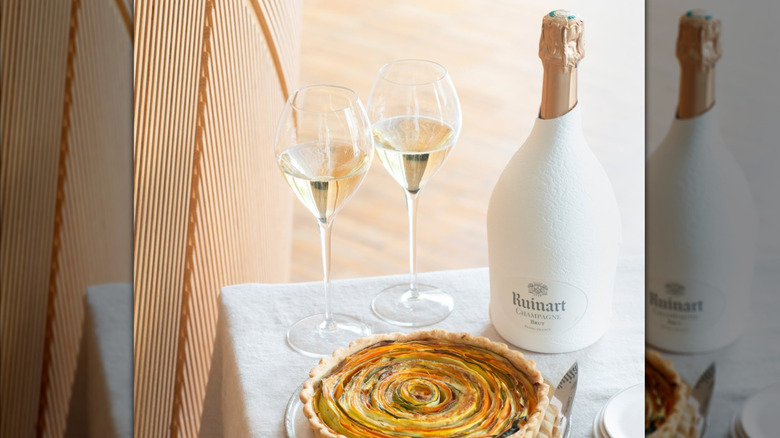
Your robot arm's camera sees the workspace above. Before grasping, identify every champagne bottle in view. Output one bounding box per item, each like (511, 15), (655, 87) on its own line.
(646, 10), (757, 353)
(487, 10), (621, 353)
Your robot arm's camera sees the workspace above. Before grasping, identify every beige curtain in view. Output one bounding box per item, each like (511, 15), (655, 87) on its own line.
(1, 0), (133, 437)
(133, 0), (300, 436)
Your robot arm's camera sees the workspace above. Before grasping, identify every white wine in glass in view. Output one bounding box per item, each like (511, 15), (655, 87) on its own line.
(367, 59), (461, 327)
(278, 142), (372, 222)
(275, 85), (374, 357)
(372, 116), (457, 193)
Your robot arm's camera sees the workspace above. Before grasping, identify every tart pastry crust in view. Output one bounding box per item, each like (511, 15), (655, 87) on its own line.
(538, 402), (561, 438)
(645, 349), (699, 438)
(301, 329), (551, 438)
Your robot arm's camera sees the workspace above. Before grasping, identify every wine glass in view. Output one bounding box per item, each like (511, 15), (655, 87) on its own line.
(275, 85), (374, 356)
(367, 59), (461, 326)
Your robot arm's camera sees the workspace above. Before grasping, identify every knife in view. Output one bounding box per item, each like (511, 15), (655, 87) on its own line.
(691, 363), (716, 437)
(555, 362), (579, 438)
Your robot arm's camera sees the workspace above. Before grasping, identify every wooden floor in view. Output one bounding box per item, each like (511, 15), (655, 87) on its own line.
(292, 0), (645, 282)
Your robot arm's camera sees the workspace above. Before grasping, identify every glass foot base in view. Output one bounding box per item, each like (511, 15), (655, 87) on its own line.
(286, 314), (371, 358)
(371, 283), (454, 327)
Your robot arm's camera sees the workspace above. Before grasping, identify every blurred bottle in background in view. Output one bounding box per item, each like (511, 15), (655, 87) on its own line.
(646, 10), (757, 353)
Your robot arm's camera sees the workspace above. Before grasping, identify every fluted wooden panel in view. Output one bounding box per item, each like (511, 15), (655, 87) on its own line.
(2, 0), (132, 436)
(40, 0), (133, 436)
(134, 0), (206, 436)
(134, 0), (299, 436)
(0, 1), (72, 436)
(172, 1), (297, 434)
(247, 0), (301, 96)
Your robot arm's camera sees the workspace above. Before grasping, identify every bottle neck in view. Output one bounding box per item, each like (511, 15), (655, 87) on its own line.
(528, 101), (584, 148)
(540, 62), (578, 119)
(677, 64), (715, 119)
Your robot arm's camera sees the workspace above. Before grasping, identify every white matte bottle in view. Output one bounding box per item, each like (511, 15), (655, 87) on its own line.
(487, 10), (621, 353)
(487, 105), (621, 353)
(646, 11), (757, 353)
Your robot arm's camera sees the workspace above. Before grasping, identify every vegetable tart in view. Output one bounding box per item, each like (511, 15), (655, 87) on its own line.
(301, 330), (553, 438)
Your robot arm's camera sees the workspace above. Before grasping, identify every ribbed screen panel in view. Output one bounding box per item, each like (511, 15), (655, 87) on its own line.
(133, 1), (205, 436)
(174, 1), (297, 434)
(42, 0), (134, 436)
(1, 0), (132, 436)
(0, 2), (72, 437)
(247, 0), (302, 97)
(134, 0), (299, 436)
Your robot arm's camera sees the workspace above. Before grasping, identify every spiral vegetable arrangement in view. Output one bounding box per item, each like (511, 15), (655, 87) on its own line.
(311, 339), (539, 438)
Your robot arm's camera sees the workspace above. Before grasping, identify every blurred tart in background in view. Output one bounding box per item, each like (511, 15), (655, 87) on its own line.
(645, 349), (699, 438)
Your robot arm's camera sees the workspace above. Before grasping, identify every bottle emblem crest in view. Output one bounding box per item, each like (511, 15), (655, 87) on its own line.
(528, 282), (549, 297)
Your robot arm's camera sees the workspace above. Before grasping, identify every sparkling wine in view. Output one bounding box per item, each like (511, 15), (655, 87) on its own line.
(487, 10), (621, 353)
(372, 116), (456, 193)
(278, 142), (371, 223)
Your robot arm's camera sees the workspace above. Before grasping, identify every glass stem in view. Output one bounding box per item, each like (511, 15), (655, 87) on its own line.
(318, 221), (337, 331)
(405, 190), (421, 299)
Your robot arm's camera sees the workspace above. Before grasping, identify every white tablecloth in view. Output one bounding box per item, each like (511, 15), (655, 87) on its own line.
(65, 283), (133, 438)
(200, 258), (644, 438)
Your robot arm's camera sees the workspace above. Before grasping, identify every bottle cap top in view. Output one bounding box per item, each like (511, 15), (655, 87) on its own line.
(677, 10), (721, 69)
(539, 10), (585, 69)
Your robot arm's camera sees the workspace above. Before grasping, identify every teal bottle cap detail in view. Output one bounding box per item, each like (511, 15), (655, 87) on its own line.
(686, 9), (714, 21)
(677, 10), (721, 68)
(549, 9), (578, 20)
(540, 10), (584, 69)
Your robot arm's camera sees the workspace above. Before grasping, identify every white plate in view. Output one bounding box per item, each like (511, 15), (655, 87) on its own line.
(286, 382), (571, 438)
(600, 408), (612, 438)
(592, 405), (610, 438)
(285, 383), (310, 438)
(740, 385), (780, 438)
(602, 384), (643, 438)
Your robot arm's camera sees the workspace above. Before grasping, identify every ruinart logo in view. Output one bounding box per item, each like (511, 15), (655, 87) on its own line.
(646, 276), (727, 332)
(512, 282), (567, 313)
(647, 281), (703, 313)
(501, 278), (588, 332)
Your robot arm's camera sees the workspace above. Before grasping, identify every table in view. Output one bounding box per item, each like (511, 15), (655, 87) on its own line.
(200, 258), (644, 437)
(65, 283), (132, 438)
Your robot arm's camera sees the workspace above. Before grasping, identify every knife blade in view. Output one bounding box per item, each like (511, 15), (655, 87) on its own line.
(691, 363), (716, 437)
(555, 362), (579, 438)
